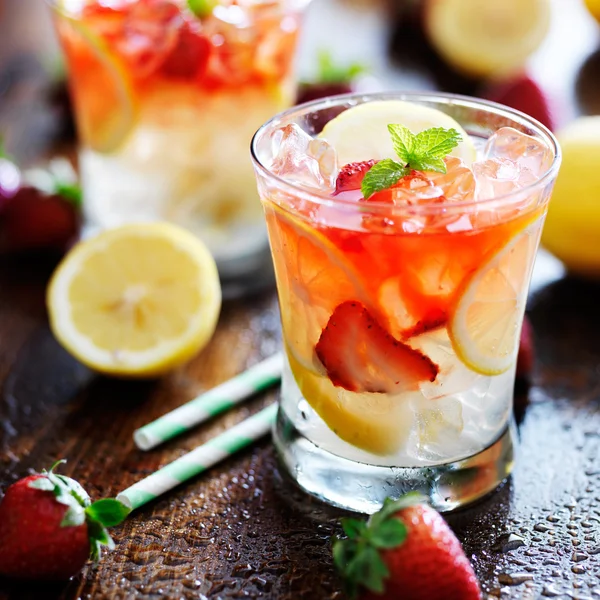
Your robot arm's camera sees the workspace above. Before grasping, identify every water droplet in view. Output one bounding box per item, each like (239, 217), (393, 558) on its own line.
(572, 565), (587, 574)
(572, 552), (589, 563)
(547, 515), (561, 523)
(588, 546), (600, 555)
(535, 523), (554, 533)
(497, 572), (534, 586)
(541, 584), (563, 597)
(493, 533), (526, 553)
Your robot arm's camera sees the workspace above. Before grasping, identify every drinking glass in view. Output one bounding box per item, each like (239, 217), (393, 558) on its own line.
(251, 92), (561, 513)
(50, 0), (309, 297)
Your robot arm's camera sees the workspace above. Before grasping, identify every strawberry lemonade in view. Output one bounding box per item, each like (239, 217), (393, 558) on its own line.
(251, 93), (560, 512)
(51, 0), (307, 292)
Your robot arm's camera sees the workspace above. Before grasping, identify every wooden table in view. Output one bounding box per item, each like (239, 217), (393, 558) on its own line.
(1, 1), (600, 598)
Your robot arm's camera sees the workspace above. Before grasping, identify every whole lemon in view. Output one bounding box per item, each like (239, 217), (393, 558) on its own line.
(584, 0), (600, 23)
(542, 116), (600, 277)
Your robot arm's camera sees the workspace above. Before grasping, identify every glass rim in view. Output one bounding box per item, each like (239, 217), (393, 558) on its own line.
(46, 0), (310, 13)
(250, 90), (562, 215)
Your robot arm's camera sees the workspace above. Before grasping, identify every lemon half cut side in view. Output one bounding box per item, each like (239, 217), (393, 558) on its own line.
(47, 223), (222, 377)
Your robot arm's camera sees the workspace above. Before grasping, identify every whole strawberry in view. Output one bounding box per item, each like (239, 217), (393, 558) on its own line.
(0, 461), (130, 580)
(333, 494), (481, 600)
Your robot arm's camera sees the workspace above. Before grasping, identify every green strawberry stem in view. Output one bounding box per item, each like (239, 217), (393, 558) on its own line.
(53, 180), (83, 208)
(315, 50), (366, 84)
(361, 125), (462, 199)
(332, 493), (427, 599)
(28, 461), (130, 562)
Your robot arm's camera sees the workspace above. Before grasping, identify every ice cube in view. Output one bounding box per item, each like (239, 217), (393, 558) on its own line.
(270, 124), (338, 190)
(484, 127), (553, 177)
(473, 157), (537, 199)
(119, 0), (181, 77)
(426, 157), (476, 203)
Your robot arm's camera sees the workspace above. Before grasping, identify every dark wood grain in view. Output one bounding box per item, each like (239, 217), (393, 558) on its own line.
(1, 0), (600, 598)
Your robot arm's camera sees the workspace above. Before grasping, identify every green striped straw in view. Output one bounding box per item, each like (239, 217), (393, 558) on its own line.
(134, 353), (283, 450)
(117, 403), (277, 511)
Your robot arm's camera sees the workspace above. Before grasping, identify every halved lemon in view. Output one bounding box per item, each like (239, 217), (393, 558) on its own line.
(57, 13), (136, 153)
(425, 0), (551, 79)
(318, 100), (477, 166)
(287, 349), (412, 456)
(448, 221), (542, 375)
(47, 223), (221, 377)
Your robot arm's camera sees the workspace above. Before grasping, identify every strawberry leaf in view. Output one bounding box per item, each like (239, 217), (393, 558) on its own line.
(346, 546), (388, 593)
(361, 159), (408, 199)
(28, 478), (55, 492)
(86, 499), (131, 527)
(388, 124), (414, 163)
(60, 504), (86, 527)
(316, 50), (366, 84)
(87, 518), (115, 563)
(54, 180), (83, 208)
(369, 518), (406, 548)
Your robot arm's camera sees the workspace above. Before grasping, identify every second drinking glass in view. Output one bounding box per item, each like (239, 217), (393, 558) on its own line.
(51, 0), (309, 296)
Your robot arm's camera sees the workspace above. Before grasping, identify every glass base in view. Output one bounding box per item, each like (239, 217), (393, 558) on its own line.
(273, 407), (515, 514)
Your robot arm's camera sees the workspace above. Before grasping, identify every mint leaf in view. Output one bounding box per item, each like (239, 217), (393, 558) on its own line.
(187, 0), (216, 18)
(388, 124), (414, 163)
(410, 155), (447, 173)
(369, 518), (406, 549)
(361, 159), (408, 199)
(414, 127), (462, 161)
(86, 499), (131, 527)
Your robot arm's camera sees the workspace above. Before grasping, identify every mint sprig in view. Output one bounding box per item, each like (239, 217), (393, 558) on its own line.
(332, 493), (426, 599)
(28, 460), (130, 562)
(187, 0), (217, 18)
(361, 125), (462, 199)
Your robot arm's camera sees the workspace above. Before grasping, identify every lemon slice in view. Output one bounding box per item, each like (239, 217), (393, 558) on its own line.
(319, 100), (476, 165)
(58, 13), (136, 153)
(287, 349), (412, 455)
(47, 223), (221, 377)
(425, 0), (550, 78)
(448, 221), (541, 375)
(265, 202), (368, 369)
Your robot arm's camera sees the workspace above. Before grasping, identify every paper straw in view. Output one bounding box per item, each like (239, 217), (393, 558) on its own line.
(134, 353), (283, 450)
(118, 403), (277, 511)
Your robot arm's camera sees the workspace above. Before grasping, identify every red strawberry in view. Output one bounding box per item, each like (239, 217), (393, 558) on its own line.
(334, 160), (378, 195)
(516, 315), (535, 381)
(483, 75), (555, 131)
(315, 301), (438, 393)
(0, 461), (130, 580)
(333, 494), (481, 600)
(0, 186), (79, 253)
(160, 23), (212, 80)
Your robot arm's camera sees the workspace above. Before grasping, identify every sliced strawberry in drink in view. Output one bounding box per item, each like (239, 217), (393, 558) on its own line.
(315, 301), (438, 394)
(334, 160), (378, 195)
(161, 23), (212, 80)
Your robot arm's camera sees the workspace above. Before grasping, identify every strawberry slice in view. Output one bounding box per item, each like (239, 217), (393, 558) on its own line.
(315, 301), (438, 393)
(334, 160), (378, 195)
